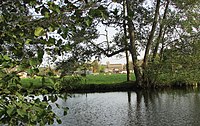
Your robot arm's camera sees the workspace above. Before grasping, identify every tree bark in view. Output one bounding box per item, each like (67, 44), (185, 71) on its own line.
(125, 50), (130, 81)
(142, 0), (161, 86)
(159, 29), (167, 61)
(152, 0), (169, 61)
(143, 0), (161, 67)
(123, 0), (130, 81)
(126, 0), (142, 86)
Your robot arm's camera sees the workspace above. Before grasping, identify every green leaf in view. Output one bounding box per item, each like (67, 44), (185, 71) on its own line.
(3, 55), (10, 61)
(0, 110), (5, 118)
(49, 78), (54, 84)
(25, 39), (32, 44)
(16, 92), (23, 100)
(55, 103), (60, 108)
(64, 45), (71, 51)
(42, 76), (45, 85)
(27, 68), (34, 75)
(34, 27), (44, 37)
(49, 26), (54, 32)
(48, 119), (54, 125)
(85, 18), (92, 27)
(29, 58), (39, 67)
(7, 107), (15, 116)
(17, 109), (26, 118)
(31, 114), (37, 122)
(3, 89), (11, 94)
(56, 117), (62, 124)
(57, 39), (62, 46)
(41, 6), (50, 16)
(1, 62), (12, 68)
(47, 105), (52, 110)
(63, 107), (69, 116)
(55, 7), (60, 14)
(48, 37), (55, 44)
(38, 49), (44, 62)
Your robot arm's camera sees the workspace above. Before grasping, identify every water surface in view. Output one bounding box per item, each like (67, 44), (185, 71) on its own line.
(52, 88), (200, 126)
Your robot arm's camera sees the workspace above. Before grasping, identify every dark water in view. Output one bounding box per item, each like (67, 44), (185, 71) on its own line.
(52, 88), (200, 126)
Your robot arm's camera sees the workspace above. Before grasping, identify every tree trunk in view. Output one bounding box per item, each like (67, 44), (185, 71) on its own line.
(126, 0), (143, 86)
(123, 0), (130, 81)
(143, 0), (161, 67)
(125, 46), (130, 81)
(142, 0), (161, 87)
(152, 0), (169, 61)
(159, 30), (167, 61)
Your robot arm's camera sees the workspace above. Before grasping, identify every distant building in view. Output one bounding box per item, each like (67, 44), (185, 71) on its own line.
(102, 60), (143, 73)
(104, 61), (124, 73)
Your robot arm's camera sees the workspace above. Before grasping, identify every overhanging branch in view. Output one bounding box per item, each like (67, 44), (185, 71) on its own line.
(89, 41), (128, 57)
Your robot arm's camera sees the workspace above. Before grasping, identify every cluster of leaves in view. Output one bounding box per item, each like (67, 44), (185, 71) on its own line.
(0, 93), (61, 125)
(59, 76), (84, 91)
(0, 0), (72, 125)
(0, 0), (112, 124)
(146, 37), (200, 85)
(127, 0), (200, 86)
(0, 66), (63, 125)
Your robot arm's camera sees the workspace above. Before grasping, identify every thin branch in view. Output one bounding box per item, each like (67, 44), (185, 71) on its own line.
(102, 21), (124, 25)
(143, 0), (161, 67)
(105, 26), (110, 50)
(89, 41), (128, 57)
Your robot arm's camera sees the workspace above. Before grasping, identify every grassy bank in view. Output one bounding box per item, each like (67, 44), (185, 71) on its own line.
(20, 74), (136, 92)
(83, 74), (135, 84)
(20, 73), (199, 93)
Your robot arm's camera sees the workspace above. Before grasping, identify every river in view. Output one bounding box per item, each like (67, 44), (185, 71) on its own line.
(52, 88), (200, 126)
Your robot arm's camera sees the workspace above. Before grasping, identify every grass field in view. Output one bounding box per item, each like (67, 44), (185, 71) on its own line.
(84, 74), (135, 84)
(20, 73), (136, 88)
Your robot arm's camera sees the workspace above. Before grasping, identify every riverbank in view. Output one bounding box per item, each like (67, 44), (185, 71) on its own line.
(20, 74), (137, 93)
(20, 74), (200, 93)
(60, 81), (200, 93)
(22, 80), (199, 94)
(60, 81), (138, 93)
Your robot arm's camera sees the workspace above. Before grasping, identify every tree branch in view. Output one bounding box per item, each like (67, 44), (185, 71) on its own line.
(143, 0), (161, 67)
(89, 41), (128, 57)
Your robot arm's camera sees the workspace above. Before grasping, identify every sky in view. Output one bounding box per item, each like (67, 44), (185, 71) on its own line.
(40, 0), (147, 67)
(93, 1), (150, 65)
(95, 25), (144, 65)
(95, 25), (128, 65)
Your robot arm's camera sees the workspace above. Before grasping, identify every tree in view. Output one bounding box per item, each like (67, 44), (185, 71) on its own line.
(152, 0), (170, 61)
(0, 0), (71, 125)
(0, 0), (103, 125)
(123, 0), (130, 81)
(89, 0), (200, 87)
(145, 0), (200, 85)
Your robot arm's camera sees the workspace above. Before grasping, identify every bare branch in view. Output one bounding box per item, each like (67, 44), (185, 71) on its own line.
(89, 41), (128, 57)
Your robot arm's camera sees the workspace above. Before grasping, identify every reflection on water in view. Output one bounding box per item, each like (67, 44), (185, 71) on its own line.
(52, 88), (200, 126)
